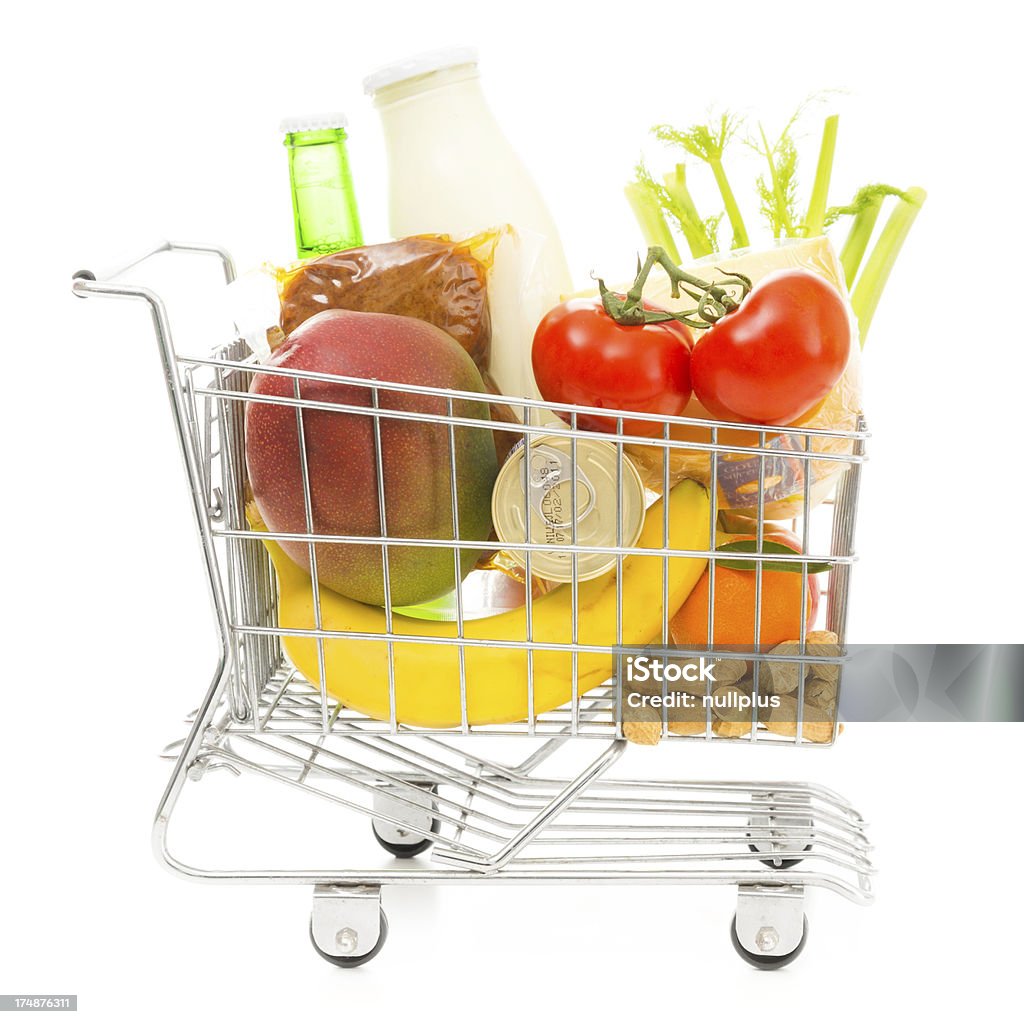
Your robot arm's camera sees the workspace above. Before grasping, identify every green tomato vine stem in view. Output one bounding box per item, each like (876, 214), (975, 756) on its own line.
(598, 246), (752, 330)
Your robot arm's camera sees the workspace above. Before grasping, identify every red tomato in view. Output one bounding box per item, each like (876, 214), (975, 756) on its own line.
(690, 270), (850, 426)
(531, 299), (693, 437)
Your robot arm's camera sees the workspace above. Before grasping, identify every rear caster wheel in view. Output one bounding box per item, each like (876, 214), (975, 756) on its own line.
(747, 807), (813, 869)
(372, 819), (439, 858)
(747, 841), (811, 870)
(730, 913), (807, 970)
(310, 909), (388, 968)
(371, 783), (440, 858)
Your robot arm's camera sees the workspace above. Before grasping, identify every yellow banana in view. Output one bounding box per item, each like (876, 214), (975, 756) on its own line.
(254, 479), (710, 727)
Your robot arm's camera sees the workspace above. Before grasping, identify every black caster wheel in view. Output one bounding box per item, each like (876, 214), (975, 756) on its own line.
(730, 913), (808, 970)
(747, 841), (811, 870)
(372, 784), (440, 859)
(310, 909), (388, 968)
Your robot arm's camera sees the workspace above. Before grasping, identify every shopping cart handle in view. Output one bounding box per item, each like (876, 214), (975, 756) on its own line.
(71, 239), (236, 294)
(69, 237), (236, 685)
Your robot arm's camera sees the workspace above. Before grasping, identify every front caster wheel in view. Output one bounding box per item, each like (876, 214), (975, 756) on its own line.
(730, 913), (808, 970)
(372, 783), (440, 859)
(310, 909), (388, 968)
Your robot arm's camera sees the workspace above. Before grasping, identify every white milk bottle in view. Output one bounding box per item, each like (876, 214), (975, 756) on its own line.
(363, 47), (573, 405)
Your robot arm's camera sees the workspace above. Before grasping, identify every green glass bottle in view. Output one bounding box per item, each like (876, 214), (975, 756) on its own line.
(281, 114), (363, 259)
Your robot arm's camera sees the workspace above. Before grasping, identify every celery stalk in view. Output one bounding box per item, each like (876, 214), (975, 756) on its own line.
(663, 164), (715, 258)
(757, 124), (797, 238)
(804, 114), (839, 237)
(850, 186), (927, 345)
(839, 195), (883, 288)
(830, 184), (912, 286)
(709, 158), (749, 249)
(653, 117), (739, 248)
(625, 182), (681, 263)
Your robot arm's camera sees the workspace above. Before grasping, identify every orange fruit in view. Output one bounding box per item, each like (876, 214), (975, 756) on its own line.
(670, 531), (819, 648)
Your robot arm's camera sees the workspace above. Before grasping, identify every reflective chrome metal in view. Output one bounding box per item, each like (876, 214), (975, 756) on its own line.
(311, 885), (382, 957)
(72, 241), (874, 951)
(735, 884), (806, 957)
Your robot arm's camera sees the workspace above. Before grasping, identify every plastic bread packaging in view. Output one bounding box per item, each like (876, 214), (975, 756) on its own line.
(271, 229), (543, 606)
(273, 228), (527, 464)
(277, 230), (501, 366)
(619, 235), (863, 521)
(224, 230), (546, 613)
(227, 229), (502, 366)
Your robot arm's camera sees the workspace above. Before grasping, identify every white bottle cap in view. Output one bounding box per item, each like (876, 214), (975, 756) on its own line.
(279, 113), (349, 134)
(362, 46), (479, 95)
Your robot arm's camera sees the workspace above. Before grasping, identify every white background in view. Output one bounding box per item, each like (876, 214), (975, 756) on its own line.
(2, 0), (1022, 1020)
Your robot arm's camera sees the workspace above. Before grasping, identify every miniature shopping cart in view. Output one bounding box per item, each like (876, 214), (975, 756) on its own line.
(72, 241), (873, 970)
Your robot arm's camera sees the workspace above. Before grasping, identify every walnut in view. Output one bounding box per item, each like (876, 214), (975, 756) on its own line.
(711, 683), (754, 723)
(622, 703), (663, 746)
(712, 718), (752, 739)
(764, 641), (807, 695)
(709, 657), (748, 686)
(765, 695), (835, 743)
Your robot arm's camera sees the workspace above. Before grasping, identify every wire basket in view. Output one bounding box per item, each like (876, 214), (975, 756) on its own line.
(72, 241), (873, 969)
(183, 327), (865, 746)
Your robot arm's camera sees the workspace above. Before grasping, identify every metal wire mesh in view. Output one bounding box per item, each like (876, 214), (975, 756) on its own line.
(182, 338), (867, 746)
(73, 244), (875, 907)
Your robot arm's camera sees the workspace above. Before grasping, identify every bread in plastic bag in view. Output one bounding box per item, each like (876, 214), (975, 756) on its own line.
(277, 231), (502, 367)
(620, 236), (863, 520)
(276, 230), (525, 463)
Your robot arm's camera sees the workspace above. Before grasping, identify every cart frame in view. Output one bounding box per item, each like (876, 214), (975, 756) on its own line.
(72, 241), (873, 969)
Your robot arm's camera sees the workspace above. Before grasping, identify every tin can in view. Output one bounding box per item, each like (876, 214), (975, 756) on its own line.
(491, 433), (646, 583)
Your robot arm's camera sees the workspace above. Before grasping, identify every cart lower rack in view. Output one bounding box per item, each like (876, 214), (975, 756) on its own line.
(73, 241), (873, 970)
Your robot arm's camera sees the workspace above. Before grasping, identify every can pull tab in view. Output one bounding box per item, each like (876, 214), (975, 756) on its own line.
(523, 444), (597, 531)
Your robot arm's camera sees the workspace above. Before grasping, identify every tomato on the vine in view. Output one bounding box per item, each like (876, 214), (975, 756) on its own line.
(531, 298), (693, 437)
(690, 269), (850, 426)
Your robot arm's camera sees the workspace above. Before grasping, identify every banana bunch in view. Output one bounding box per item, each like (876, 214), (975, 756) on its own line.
(252, 479), (710, 728)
